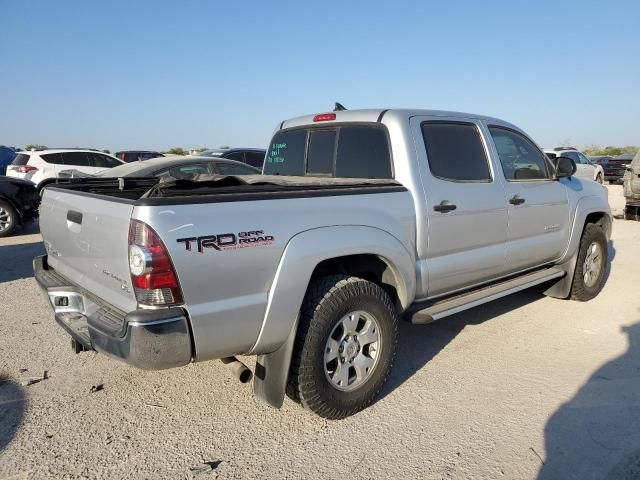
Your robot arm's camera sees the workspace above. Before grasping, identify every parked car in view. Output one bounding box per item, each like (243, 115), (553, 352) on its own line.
(623, 150), (640, 220)
(587, 155), (613, 165)
(196, 148), (266, 168)
(60, 156), (261, 180)
(602, 153), (636, 184)
(115, 151), (165, 163)
(0, 176), (39, 237)
(6, 149), (124, 193)
(0, 146), (16, 175)
(544, 148), (604, 183)
(34, 108), (610, 419)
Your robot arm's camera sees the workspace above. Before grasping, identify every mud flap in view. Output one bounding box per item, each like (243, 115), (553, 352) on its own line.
(253, 314), (299, 408)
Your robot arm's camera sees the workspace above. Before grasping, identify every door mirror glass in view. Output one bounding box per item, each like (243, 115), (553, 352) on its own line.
(555, 156), (577, 178)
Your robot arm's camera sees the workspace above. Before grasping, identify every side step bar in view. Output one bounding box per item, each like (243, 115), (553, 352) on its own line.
(411, 267), (565, 324)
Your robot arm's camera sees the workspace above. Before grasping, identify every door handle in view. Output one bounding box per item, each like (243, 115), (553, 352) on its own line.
(433, 200), (457, 213)
(509, 195), (526, 206)
(66, 210), (83, 225)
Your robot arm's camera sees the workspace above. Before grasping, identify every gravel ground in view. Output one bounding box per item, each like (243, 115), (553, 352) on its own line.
(0, 186), (638, 479)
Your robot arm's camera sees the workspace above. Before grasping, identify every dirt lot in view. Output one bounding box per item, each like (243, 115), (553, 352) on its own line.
(1, 186), (639, 479)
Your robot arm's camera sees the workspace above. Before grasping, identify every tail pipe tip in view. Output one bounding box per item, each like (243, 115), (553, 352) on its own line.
(220, 356), (253, 384)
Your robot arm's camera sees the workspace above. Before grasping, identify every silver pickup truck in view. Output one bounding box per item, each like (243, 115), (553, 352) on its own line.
(35, 108), (611, 419)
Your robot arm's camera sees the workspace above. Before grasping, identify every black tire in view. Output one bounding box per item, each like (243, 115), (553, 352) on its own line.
(596, 173), (603, 184)
(0, 199), (18, 238)
(570, 223), (608, 301)
(287, 275), (399, 419)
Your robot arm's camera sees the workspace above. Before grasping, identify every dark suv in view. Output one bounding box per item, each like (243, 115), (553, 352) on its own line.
(196, 148), (266, 168)
(115, 151), (164, 163)
(601, 153), (635, 184)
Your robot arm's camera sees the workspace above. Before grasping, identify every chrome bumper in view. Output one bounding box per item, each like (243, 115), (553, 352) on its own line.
(33, 255), (192, 370)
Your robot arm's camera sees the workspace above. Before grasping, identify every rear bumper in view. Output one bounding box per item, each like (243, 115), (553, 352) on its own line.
(33, 255), (193, 369)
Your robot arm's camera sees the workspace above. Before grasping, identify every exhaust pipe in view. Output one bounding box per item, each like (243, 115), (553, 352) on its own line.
(220, 357), (253, 383)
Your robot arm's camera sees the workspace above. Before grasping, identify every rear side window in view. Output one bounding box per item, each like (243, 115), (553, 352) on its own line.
(264, 125), (392, 178)
(264, 129), (307, 176)
(307, 130), (336, 174)
(61, 152), (90, 167)
(12, 153), (31, 165)
(421, 122), (491, 182)
(40, 153), (63, 164)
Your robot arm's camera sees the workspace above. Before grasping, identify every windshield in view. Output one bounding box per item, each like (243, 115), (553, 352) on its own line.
(96, 161), (151, 177)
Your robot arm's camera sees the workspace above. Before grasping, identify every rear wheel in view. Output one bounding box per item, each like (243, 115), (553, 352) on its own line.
(570, 224), (608, 301)
(287, 275), (398, 419)
(0, 200), (18, 237)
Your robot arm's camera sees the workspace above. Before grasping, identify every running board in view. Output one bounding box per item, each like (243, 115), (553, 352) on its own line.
(411, 267), (565, 324)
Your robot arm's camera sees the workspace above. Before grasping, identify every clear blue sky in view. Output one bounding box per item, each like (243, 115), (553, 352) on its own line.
(1, 0), (638, 152)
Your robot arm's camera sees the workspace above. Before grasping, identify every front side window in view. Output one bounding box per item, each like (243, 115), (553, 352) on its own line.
(489, 127), (553, 181)
(577, 152), (591, 165)
(61, 152), (90, 167)
(421, 122), (491, 182)
(90, 153), (121, 168)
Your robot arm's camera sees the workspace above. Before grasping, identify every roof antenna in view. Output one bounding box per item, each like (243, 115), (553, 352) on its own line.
(334, 102), (347, 111)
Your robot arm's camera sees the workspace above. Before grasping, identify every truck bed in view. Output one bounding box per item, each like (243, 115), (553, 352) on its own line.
(52, 174), (406, 204)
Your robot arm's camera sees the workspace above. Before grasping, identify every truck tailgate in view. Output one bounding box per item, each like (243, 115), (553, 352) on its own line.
(39, 189), (138, 312)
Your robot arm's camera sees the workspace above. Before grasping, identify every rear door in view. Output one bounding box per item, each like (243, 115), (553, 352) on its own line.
(486, 126), (570, 271)
(411, 116), (509, 296)
(39, 189), (138, 312)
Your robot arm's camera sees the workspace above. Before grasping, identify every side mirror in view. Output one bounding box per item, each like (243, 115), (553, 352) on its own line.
(555, 156), (577, 178)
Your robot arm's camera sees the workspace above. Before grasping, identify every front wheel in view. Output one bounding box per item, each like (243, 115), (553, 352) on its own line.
(287, 275), (399, 419)
(0, 200), (18, 237)
(570, 224), (608, 301)
(596, 173), (603, 184)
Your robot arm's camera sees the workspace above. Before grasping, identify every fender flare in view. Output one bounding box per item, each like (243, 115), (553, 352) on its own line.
(545, 195), (611, 299)
(252, 225), (415, 408)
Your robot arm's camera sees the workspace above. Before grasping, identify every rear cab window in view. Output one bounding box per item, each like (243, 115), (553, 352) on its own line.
(264, 124), (392, 179)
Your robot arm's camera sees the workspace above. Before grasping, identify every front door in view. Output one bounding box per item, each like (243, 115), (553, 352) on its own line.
(486, 126), (570, 272)
(411, 116), (509, 297)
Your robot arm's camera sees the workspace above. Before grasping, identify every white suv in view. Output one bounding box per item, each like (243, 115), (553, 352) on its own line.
(7, 149), (124, 192)
(544, 147), (604, 184)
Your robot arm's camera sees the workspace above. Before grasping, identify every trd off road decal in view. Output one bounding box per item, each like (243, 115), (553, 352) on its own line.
(177, 230), (275, 253)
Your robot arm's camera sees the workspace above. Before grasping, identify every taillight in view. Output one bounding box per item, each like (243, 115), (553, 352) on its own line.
(313, 113), (336, 122)
(10, 165), (38, 173)
(128, 219), (183, 306)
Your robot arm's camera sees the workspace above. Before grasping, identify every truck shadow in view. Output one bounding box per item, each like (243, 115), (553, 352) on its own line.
(538, 320), (640, 480)
(0, 376), (26, 453)
(378, 288), (546, 402)
(0, 242), (45, 283)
